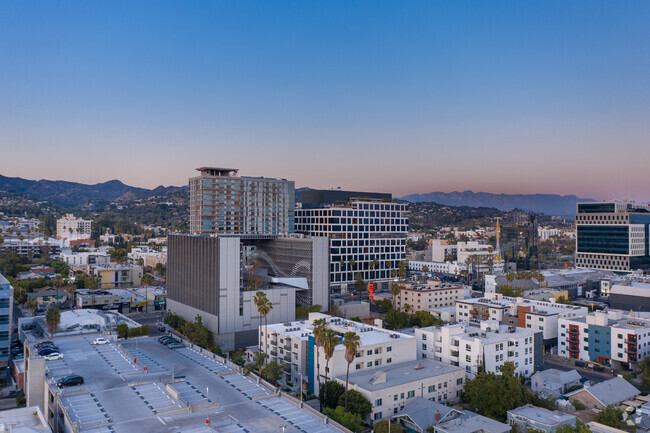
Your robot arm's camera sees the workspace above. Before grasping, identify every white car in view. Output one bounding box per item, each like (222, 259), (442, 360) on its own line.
(93, 337), (109, 345)
(44, 352), (64, 361)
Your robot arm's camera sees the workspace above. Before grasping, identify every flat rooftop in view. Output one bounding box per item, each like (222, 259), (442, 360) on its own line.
(0, 406), (51, 432)
(40, 334), (343, 433)
(508, 404), (575, 426)
(339, 359), (462, 391)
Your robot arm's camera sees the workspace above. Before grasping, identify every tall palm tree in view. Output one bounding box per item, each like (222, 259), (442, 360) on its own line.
(342, 331), (360, 410)
(312, 318), (327, 393)
(322, 329), (338, 407)
(254, 291), (272, 358)
(390, 282), (401, 310)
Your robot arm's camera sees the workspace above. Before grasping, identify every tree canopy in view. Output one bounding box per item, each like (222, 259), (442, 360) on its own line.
(462, 362), (526, 420)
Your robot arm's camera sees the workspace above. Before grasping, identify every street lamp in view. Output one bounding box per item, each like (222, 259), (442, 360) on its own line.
(206, 386), (209, 403)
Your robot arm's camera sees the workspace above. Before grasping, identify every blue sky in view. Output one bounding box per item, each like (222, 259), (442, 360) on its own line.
(1, 1), (649, 200)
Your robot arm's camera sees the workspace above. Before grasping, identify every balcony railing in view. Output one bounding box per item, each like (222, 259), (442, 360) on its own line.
(284, 344), (291, 350)
(451, 351), (459, 357)
(469, 309), (478, 315)
(567, 329), (579, 335)
(625, 339), (638, 344)
(284, 354), (292, 362)
(625, 346), (637, 354)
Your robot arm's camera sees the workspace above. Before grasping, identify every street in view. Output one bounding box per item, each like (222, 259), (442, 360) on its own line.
(542, 355), (615, 383)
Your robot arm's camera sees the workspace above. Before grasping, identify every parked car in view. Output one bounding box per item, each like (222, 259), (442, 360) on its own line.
(102, 304), (119, 310)
(159, 336), (176, 344)
(35, 341), (55, 349)
(38, 347), (59, 356)
(167, 342), (184, 349)
(57, 375), (84, 388)
(44, 352), (64, 361)
(93, 337), (109, 345)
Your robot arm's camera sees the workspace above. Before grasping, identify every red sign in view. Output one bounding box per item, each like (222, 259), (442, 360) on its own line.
(368, 282), (374, 299)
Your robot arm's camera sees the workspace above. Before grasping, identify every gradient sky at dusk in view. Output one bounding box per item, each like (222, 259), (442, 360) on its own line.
(1, 1), (649, 201)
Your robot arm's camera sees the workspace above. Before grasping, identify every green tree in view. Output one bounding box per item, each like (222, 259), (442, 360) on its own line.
(422, 265), (430, 273)
(353, 273), (366, 292)
(309, 304), (322, 312)
(181, 315), (210, 347)
(323, 406), (363, 433)
(45, 306), (61, 336)
(390, 282), (401, 309)
(462, 362), (526, 420)
(322, 329), (339, 408)
(262, 361), (284, 385)
(116, 323), (128, 338)
(295, 306), (309, 319)
(595, 406), (626, 429)
(141, 273), (154, 287)
(342, 331), (361, 410)
(318, 380), (345, 410)
(244, 352), (268, 378)
(253, 291), (272, 358)
(338, 389), (372, 420)
(312, 318), (327, 394)
(555, 420), (591, 433)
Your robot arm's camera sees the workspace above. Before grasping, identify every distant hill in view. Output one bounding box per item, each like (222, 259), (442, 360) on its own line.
(400, 191), (594, 215)
(0, 174), (186, 207)
(294, 187), (313, 203)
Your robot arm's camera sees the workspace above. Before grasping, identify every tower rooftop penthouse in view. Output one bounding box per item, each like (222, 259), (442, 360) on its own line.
(195, 166), (239, 176)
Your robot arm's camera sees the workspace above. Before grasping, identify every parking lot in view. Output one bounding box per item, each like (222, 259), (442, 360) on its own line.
(42, 335), (344, 433)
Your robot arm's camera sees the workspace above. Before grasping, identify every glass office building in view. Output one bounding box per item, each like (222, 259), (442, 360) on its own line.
(575, 201), (650, 272)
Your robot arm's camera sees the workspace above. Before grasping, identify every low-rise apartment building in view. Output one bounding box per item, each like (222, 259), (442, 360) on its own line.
(558, 310), (650, 369)
(60, 249), (110, 267)
(415, 320), (541, 379)
(397, 281), (464, 312)
(456, 293), (587, 349)
(89, 264), (143, 289)
(261, 313), (416, 395)
(336, 359), (464, 423)
(408, 260), (466, 275)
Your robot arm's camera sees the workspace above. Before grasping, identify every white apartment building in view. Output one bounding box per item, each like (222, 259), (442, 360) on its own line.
(262, 313), (417, 395)
(408, 260), (466, 275)
(456, 241), (498, 265)
(56, 214), (92, 241)
(261, 319), (312, 388)
(456, 293), (588, 348)
(60, 249), (110, 266)
(128, 246), (167, 267)
(558, 310), (650, 369)
(336, 359), (464, 423)
(428, 240), (457, 262)
(397, 281), (464, 312)
(295, 199), (408, 293)
(415, 320), (540, 379)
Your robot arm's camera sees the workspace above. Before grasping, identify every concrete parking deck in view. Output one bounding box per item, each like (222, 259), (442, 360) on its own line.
(42, 336), (346, 433)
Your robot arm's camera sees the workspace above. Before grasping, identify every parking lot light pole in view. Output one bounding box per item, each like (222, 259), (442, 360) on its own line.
(206, 386), (209, 403)
(298, 373), (303, 403)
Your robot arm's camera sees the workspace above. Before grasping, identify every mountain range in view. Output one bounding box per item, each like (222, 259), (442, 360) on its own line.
(0, 174), (185, 207)
(400, 191), (594, 215)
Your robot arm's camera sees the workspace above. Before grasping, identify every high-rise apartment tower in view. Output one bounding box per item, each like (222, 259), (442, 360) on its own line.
(189, 167), (295, 235)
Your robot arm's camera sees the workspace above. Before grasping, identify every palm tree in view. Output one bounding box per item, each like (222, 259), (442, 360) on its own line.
(312, 318), (327, 394)
(342, 331), (360, 410)
(254, 291), (272, 358)
(46, 307), (61, 336)
(390, 282), (401, 310)
(322, 329), (338, 407)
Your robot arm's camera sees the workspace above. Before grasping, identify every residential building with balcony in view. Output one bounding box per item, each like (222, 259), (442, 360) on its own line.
(56, 214), (92, 242)
(88, 263), (143, 289)
(397, 281), (463, 312)
(456, 293), (587, 350)
(335, 359), (464, 423)
(260, 313), (416, 395)
(295, 192), (408, 294)
(189, 167), (295, 235)
(575, 201), (650, 272)
(558, 310), (650, 369)
(415, 320), (542, 379)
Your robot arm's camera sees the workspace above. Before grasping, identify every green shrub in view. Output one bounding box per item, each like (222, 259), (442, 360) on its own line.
(116, 324), (128, 338)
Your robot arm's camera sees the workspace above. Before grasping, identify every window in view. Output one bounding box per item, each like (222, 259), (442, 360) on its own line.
(367, 362), (372, 367)
(356, 363), (362, 370)
(394, 395), (398, 401)
(387, 346), (392, 352)
(422, 344), (427, 350)
(429, 385), (435, 393)
(457, 378), (463, 385)
(407, 391), (415, 398)
(375, 399), (383, 406)
(387, 358), (392, 364)
(367, 350), (372, 356)
(374, 412), (382, 421)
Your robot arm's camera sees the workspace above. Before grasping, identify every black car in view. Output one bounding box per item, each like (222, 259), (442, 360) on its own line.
(38, 347), (59, 356)
(35, 341), (55, 349)
(159, 336), (176, 344)
(57, 375), (84, 388)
